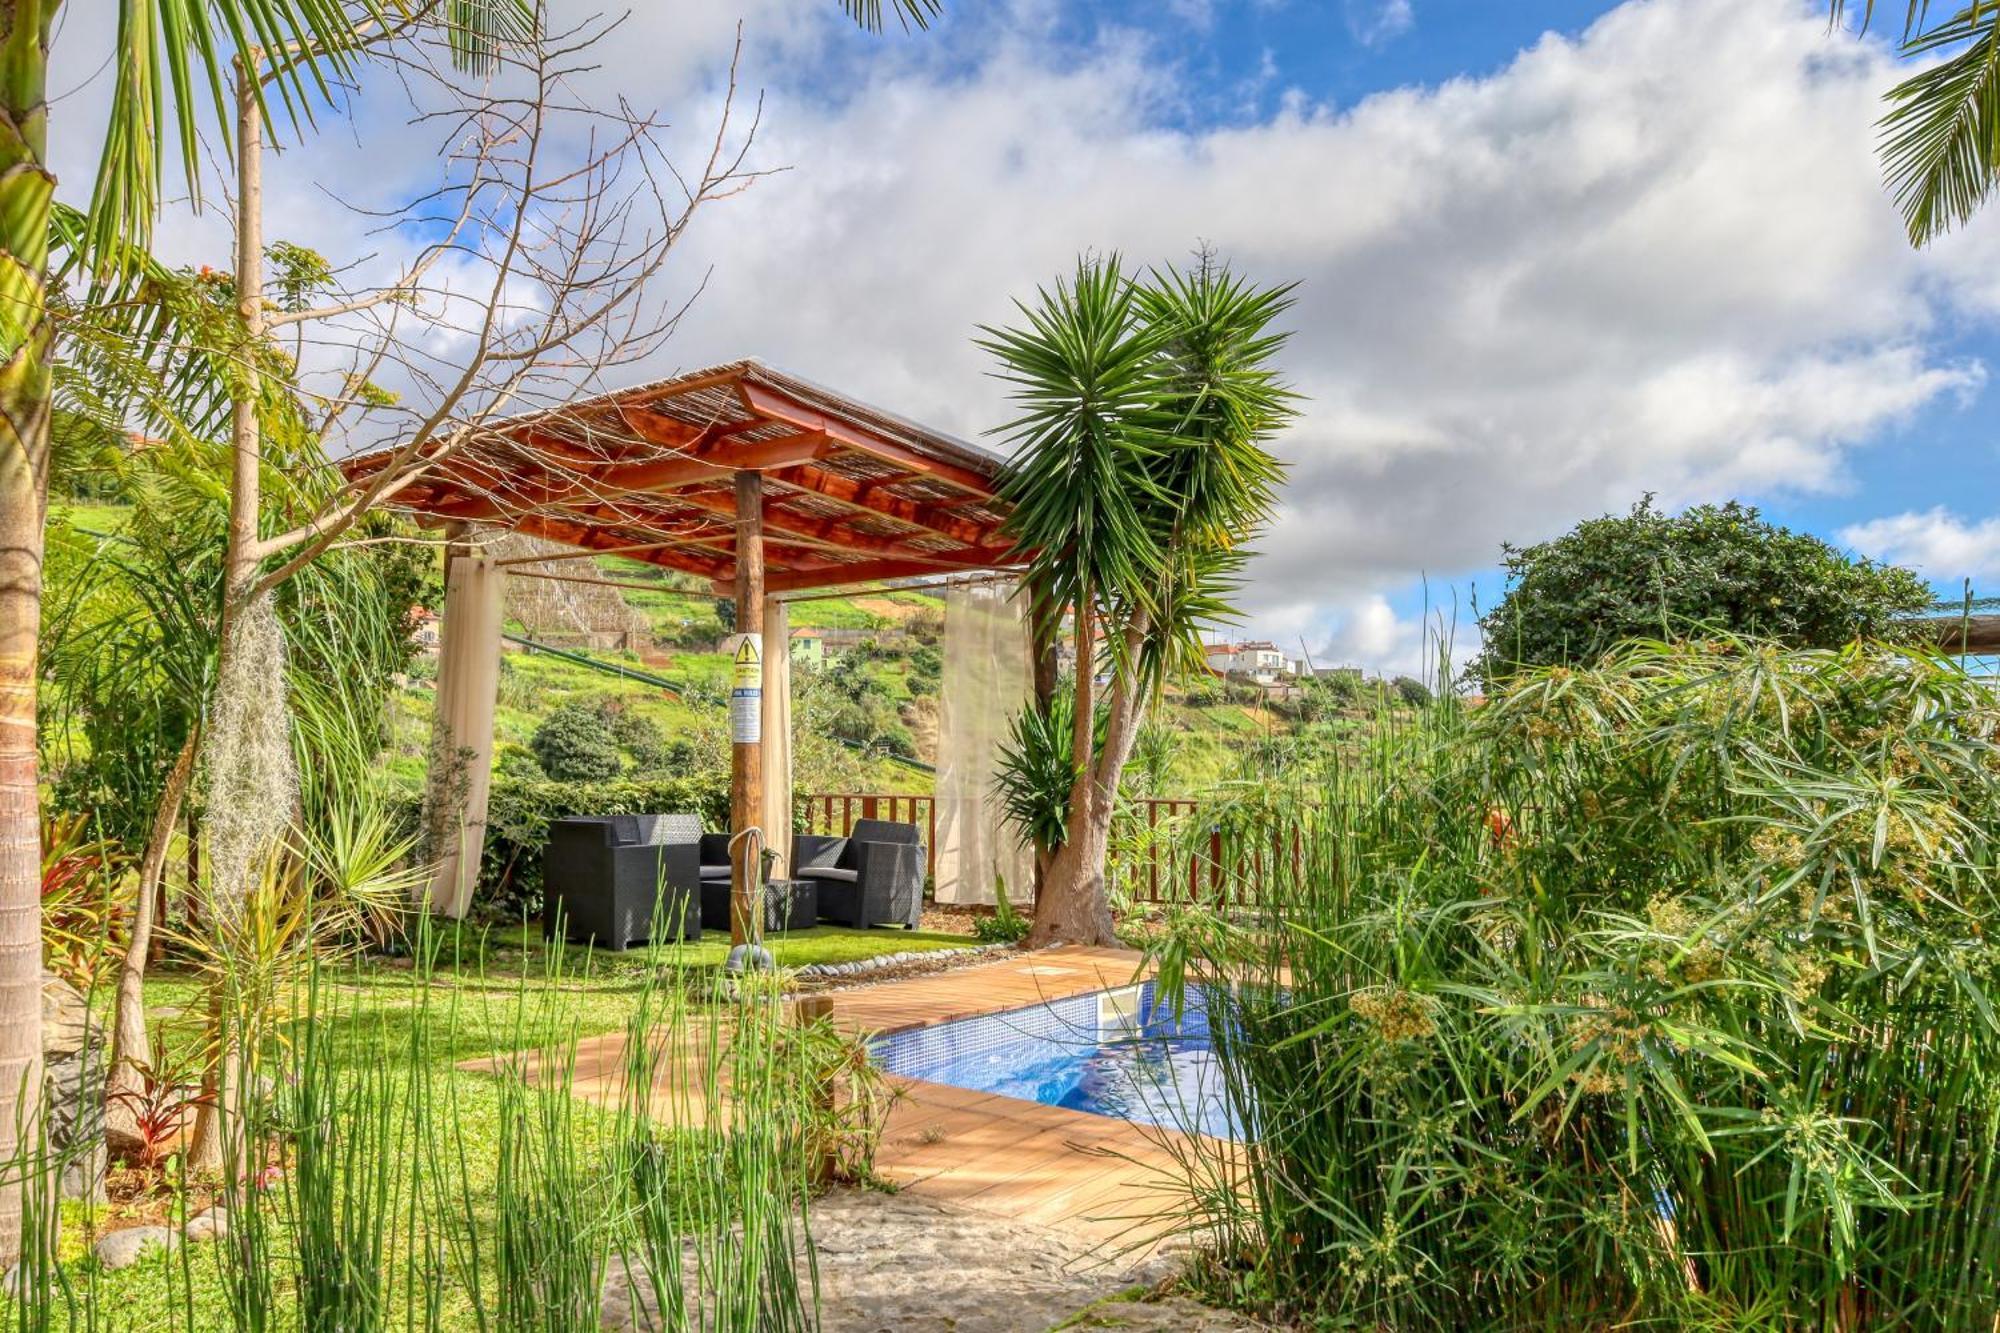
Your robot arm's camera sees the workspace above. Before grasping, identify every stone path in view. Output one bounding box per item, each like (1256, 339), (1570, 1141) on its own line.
(601, 1188), (1265, 1332)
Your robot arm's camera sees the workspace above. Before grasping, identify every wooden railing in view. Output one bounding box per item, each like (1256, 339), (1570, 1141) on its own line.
(798, 792), (1230, 902)
(800, 793), (939, 878)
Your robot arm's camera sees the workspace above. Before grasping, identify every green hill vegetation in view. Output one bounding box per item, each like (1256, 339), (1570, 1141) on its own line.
(52, 504), (1424, 808)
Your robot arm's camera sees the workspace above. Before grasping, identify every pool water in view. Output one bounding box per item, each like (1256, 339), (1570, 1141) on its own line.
(869, 980), (1241, 1139)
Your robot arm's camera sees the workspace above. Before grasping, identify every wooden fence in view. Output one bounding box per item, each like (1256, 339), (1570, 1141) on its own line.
(798, 792), (1234, 902)
(800, 793), (939, 877)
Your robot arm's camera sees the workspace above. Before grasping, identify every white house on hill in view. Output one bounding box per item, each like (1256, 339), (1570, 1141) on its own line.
(1204, 640), (1290, 684)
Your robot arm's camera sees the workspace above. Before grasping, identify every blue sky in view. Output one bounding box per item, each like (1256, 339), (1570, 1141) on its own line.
(772, 0), (2000, 660)
(53, 0), (2000, 671)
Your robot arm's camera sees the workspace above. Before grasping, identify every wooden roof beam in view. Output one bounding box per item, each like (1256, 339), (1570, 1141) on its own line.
(614, 402), (720, 451)
(737, 381), (997, 496)
(414, 434), (829, 522)
(767, 464), (998, 547)
(508, 514), (735, 582)
(743, 555), (998, 595)
(667, 489), (1002, 564)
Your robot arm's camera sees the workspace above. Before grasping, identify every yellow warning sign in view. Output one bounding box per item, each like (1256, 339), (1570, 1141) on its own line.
(730, 637), (763, 744)
(732, 636), (762, 689)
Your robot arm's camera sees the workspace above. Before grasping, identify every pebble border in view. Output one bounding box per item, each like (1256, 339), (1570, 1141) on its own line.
(795, 941), (1015, 981)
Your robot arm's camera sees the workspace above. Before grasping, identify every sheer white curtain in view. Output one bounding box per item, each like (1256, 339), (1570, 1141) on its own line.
(425, 553), (502, 918)
(933, 579), (1036, 905)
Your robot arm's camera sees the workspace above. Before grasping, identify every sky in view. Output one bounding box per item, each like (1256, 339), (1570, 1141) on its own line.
(45, 0), (2000, 675)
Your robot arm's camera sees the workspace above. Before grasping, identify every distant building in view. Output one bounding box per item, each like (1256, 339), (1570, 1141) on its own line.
(410, 606), (442, 655)
(790, 626), (825, 671)
(1204, 640), (1290, 685)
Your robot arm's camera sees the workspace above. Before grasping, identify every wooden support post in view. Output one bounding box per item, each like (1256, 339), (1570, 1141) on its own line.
(731, 470), (766, 948)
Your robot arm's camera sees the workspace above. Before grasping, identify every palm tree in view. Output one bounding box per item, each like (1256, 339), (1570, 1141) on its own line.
(981, 254), (1293, 945)
(1831, 1), (2000, 243)
(0, 0), (405, 1269)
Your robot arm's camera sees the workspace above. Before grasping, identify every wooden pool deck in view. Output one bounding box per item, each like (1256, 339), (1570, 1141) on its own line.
(552, 945), (1220, 1250)
(830, 946), (1204, 1248)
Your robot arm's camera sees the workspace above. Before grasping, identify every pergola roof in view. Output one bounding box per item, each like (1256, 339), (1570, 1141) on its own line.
(1916, 614), (2000, 653)
(348, 359), (1022, 593)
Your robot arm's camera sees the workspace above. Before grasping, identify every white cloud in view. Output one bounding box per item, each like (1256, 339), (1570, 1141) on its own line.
(44, 0), (2000, 671)
(1346, 0), (1415, 48)
(1843, 509), (2000, 583)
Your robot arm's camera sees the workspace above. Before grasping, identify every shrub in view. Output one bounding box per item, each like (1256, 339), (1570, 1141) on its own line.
(1471, 497), (1931, 684)
(972, 875), (1030, 944)
(40, 813), (126, 987)
(1157, 637), (2000, 1327)
(605, 703), (672, 772)
(530, 701), (624, 782)
(995, 688), (1093, 858)
(1389, 674), (1430, 707)
(906, 603), (944, 646)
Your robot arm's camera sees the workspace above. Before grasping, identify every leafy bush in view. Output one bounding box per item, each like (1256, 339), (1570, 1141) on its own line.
(995, 687), (1091, 858)
(1158, 638), (2000, 1327)
(40, 813), (126, 987)
(1389, 674), (1431, 707)
(1472, 497), (1931, 685)
(604, 702), (672, 772)
(907, 643), (941, 691)
(530, 701), (624, 782)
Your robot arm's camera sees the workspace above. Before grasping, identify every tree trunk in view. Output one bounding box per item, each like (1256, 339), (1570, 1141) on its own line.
(188, 62), (266, 1176)
(103, 733), (198, 1148)
(1028, 612), (1151, 948)
(0, 0), (58, 1269)
(1027, 596), (1059, 903)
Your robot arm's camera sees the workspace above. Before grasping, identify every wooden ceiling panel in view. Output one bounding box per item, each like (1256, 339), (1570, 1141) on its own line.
(345, 361), (1024, 590)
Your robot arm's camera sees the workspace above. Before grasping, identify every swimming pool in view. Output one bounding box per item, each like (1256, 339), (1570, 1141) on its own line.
(869, 979), (1241, 1139)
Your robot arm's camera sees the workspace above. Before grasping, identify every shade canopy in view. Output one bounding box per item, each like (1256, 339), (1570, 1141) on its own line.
(1918, 614), (2000, 653)
(347, 359), (1023, 591)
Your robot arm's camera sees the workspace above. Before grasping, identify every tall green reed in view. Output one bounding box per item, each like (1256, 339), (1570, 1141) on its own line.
(608, 943), (825, 1330)
(1155, 638), (2000, 1329)
(5, 850), (848, 1330)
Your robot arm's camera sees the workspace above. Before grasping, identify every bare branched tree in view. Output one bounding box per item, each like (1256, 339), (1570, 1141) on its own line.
(98, 8), (768, 1172)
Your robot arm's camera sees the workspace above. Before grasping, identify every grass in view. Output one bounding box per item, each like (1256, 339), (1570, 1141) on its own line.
(40, 919), (971, 1328)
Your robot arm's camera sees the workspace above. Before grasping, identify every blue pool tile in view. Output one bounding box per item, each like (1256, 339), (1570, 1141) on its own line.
(869, 980), (1242, 1139)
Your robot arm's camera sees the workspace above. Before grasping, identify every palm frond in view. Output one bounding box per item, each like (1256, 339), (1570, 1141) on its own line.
(444, 0), (537, 75)
(1879, 2), (2000, 244)
(88, 0), (383, 269)
(837, 0), (944, 33)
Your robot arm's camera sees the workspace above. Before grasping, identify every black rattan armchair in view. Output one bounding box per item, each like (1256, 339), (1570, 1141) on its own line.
(792, 818), (924, 929)
(542, 814), (702, 950)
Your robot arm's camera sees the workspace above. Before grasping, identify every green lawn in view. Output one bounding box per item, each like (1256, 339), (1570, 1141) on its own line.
(27, 920), (974, 1328)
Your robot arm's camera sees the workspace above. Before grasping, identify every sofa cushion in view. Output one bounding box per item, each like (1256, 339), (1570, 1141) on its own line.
(799, 866), (860, 884)
(849, 818), (919, 846)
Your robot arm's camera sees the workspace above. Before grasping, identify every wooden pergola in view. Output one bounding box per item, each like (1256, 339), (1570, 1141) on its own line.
(1917, 614), (2000, 655)
(350, 360), (1025, 949)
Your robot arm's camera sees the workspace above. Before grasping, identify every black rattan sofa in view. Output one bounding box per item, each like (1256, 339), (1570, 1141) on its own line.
(791, 818), (924, 929)
(542, 814), (702, 950)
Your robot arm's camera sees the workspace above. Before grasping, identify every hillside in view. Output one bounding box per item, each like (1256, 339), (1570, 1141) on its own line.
(380, 549), (1387, 802)
(52, 503), (1380, 803)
